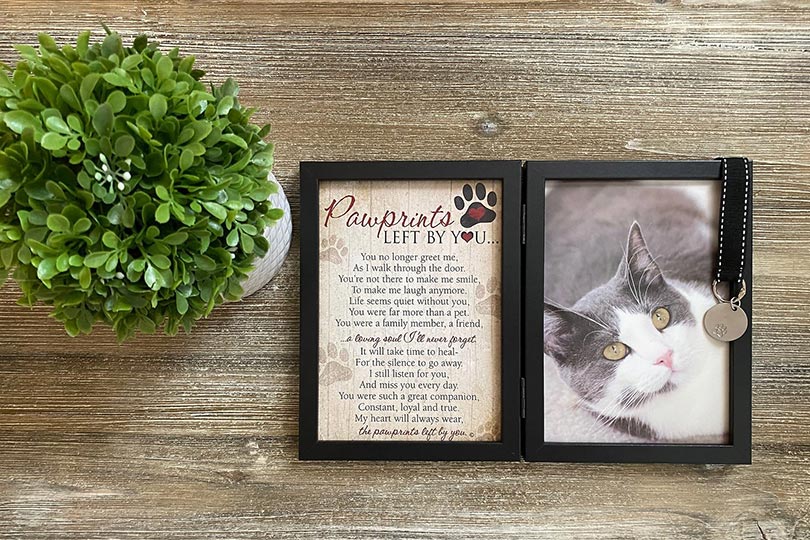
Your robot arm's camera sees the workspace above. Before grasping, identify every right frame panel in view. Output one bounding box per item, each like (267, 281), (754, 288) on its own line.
(523, 160), (752, 464)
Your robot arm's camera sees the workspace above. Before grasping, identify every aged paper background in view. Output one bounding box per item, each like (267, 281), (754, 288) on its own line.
(318, 179), (502, 442)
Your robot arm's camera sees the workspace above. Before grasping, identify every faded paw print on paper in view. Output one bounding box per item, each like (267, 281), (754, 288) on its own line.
(454, 182), (497, 228)
(471, 419), (501, 441)
(475, 276), (501, 320)
(320, 235), (348, 264)
(319, 343), (352, 386)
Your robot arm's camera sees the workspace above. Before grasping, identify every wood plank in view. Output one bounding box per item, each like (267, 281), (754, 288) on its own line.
(1, 1), (809, 538)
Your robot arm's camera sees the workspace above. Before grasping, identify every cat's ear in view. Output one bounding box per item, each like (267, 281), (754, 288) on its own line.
(544, 301), (583, 360)
(621, 221), (665, 291)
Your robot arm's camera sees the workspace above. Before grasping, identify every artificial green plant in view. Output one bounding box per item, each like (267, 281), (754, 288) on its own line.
(0, 28), (281, 340)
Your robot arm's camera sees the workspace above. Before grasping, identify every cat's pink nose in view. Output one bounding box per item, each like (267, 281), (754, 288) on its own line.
(655, 350), (674, 369)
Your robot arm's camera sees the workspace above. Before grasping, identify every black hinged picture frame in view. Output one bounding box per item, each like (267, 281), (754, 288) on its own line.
(299, 159), (753, 463)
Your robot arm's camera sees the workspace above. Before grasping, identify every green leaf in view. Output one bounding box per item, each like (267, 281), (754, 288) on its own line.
(27, 239), (57, 257)
(193, 253), (216, 272)
(155, 203), (171, 224)
(102, 231), (119, 248)
(155, 185), (171, 201)
(105, 253), (119, 272)
(76, 310), (94, 333)
(121, 54), (142, 71)
(114, 134), (135, 157)
(73, 217), (92, 233)
(3, 110), (39, 134)
(133, 34), (148, 52)
(177, 126), (194, 145)
(130, 258), (146, 273)
(176, 293), (189, 315)
(226, 228), (239, 247)
(144, 264), (167, 290)
(59, 84), (82, 110)
(179, 148), (193, 170)
(250, 183), (276, 202)
(76, 31), (90, 57)
(150, 254), (171, 270)
(67, 114), (84, 133)
(56, 252), (70, 272)
(107, 204), (125, 225)
(84, 251), (111, 268)
(101, 32), (122, 57)
(79, 266), (91, 288)
(102, 72), (131, 89)
(46, 213), (71, 233)
(220, 133), (248, 149)
(0, 245), (16, 268)
(221, 78), (238, 97)
(38, 33), (58, 52)
(64, 319), (80, 337)
(80, 73), (101, 101)
(106, 90), (127, 113)
(122, 206), (135, 228)
(191, 120), (212, 142)
(37, 257), (59, 280)
(251, 150), (274, 168)
(45, 115), (71, 134)
(41, 132), (69, 151)
(92, 102), (114, 136)
(156, 56), (173, 81)
(163, 231), (188, 245)
(149, 93), (167, 120)
(241, 232), (255, 254)
(201, 201), (227, 221)
(216, 95), (234, 116)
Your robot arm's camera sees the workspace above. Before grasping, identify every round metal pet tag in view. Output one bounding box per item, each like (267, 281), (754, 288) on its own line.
(704, 302), (748, 342)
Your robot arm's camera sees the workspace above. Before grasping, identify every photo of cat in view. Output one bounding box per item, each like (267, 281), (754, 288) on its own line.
(543, 180), (730, 444)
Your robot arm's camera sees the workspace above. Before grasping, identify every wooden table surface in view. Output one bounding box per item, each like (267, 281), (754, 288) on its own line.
(1, 1), (809, 538)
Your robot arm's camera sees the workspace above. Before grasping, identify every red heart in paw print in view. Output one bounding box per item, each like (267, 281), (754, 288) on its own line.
(461, 232), (473, 243)
(468, 206), (486, 220)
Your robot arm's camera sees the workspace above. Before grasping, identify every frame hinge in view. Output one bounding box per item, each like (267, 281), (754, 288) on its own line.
(521, 203), (527, 245)
(521, 377), (526, 419)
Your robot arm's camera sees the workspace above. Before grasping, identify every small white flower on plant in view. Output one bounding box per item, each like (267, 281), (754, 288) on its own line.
(92, 153), (133, 194)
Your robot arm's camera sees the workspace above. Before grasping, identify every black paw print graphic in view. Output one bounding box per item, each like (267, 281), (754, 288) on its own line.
(454, 183), (497, 228)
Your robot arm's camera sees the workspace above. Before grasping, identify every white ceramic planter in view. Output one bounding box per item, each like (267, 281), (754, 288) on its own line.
(240, 172), (292, 298)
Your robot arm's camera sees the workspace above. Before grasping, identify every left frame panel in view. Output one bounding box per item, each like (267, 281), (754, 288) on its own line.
(300, 161), (523, 461)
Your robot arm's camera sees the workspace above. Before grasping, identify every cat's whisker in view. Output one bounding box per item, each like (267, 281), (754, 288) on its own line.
(582, 328), (613, 343)
(543, 296), (610, 330)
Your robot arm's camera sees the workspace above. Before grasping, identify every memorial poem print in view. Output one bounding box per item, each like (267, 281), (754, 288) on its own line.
(318, 180), (503, 442)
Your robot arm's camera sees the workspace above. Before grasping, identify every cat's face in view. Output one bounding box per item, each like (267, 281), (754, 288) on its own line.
(544, 222), (705, 416)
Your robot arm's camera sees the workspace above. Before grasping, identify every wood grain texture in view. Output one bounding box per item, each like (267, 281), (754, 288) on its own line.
(1, 1), (809, 538)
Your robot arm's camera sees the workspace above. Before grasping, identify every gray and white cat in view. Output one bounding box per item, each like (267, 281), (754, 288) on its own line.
(543, 183), (728, 442)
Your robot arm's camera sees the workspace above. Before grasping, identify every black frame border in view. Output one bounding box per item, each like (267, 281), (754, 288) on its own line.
(523, 160), (753, 464)
(300, 161), (523, 461)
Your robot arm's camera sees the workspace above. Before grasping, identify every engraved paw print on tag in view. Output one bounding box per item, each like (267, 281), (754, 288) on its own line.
(713, 323), (728, 339)
(454, 182), (497, 228)
(704, 302), (748, 342)
(320, 235), (348, 264)
(475, 276), (501, 319)
(319, 343), (352, 386)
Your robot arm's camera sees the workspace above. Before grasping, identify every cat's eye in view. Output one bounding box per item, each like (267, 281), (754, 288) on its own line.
(652, 307), (671, 330)
(603, 342), (629, 361)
